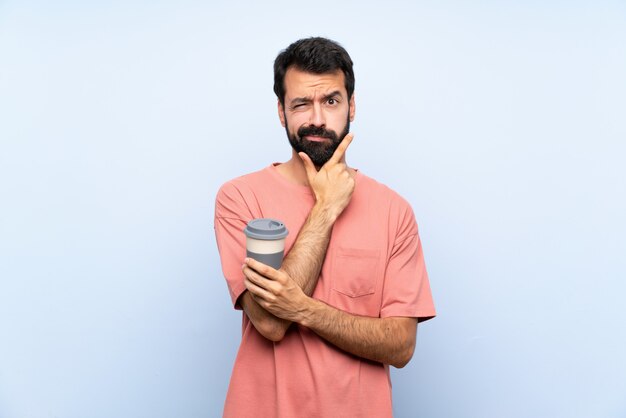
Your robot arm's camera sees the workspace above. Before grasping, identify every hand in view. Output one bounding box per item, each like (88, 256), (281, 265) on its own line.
(242, 257), (309, 323)
(299, 133), (356, 220)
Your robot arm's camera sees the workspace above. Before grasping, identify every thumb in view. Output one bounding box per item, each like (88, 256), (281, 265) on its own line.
(298, 152), (317, 182)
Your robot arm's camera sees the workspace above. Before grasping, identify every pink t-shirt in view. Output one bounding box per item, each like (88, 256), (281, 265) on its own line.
(214, 164), (436, 418)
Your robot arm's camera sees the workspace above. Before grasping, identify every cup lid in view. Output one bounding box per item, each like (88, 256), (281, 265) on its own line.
(244, 218), (289, 240)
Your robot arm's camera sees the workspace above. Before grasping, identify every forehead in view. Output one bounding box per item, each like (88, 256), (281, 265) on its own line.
(283, 67), (346, 99)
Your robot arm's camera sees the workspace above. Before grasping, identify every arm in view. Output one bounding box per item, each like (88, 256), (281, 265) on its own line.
(302, 300), (417, 368)
(242, 169), (433, 363)
(239, 203), (337, 341)
(243, 258), (418, 368)
(240, 134), (356, 341)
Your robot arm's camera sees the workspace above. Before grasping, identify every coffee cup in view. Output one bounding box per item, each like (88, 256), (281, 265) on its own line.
(243, 218), (289, 269)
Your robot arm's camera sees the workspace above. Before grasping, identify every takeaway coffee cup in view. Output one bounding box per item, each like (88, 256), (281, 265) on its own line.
(243, 218), (289, 269)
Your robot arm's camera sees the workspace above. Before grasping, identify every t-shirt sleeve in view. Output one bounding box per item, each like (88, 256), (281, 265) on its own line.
(214, 181), (254, 310)
(380, 205), (436, 321)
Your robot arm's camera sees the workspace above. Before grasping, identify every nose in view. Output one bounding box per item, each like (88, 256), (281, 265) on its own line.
(309, 102), (325, 127)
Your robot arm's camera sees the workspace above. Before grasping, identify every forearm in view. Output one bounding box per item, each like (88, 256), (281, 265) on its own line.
(240, 291), (290, 342)
(281, 202), (337, 294)
(241, 202), (337, 340)
(298, 298), (417, 368)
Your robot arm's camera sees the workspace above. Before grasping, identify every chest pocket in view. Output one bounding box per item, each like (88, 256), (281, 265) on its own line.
(331, 247), (381, 298)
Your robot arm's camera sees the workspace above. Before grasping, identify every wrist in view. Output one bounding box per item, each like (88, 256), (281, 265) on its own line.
(297, 297), (322, 328)
(311, 202), (340, 226)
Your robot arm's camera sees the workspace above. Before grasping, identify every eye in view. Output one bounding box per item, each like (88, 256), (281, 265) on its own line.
(327, 98), (337, 105)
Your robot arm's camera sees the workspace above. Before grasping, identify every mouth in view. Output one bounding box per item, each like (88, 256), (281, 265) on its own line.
(303, 135), (330, 143)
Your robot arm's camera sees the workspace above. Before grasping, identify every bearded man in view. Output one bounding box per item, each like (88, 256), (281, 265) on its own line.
(214, 37), (436, 418)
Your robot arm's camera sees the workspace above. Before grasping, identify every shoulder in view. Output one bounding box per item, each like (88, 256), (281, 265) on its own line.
(217, 166), (272, 200)
(357, 171), (418, 237)
(357, 171), (414, 212)
(215, 166), (273, 218)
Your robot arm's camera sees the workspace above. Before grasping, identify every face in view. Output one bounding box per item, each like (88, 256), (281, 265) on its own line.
(278, 67), (355, 166)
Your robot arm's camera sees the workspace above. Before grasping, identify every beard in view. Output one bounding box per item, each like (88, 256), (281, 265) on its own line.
(284, 113), (350, 167)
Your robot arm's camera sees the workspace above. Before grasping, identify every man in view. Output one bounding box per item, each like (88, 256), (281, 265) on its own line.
(214, 37), (435, 418)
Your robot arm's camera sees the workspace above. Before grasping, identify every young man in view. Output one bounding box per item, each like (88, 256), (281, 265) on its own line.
(214, 37), (436, 418)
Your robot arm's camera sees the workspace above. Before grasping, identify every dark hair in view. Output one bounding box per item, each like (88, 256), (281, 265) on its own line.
(273, 37), (355, 106)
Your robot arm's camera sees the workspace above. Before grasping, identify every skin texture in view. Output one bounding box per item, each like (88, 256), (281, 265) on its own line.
(239, 67), (418, 368)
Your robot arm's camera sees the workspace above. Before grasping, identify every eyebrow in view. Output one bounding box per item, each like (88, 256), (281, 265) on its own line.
(289, 90), (343, 106)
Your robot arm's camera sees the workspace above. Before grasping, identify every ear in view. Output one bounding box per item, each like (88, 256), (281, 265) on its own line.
(278, 100), (286, 127)
(349, 94), (356, 122)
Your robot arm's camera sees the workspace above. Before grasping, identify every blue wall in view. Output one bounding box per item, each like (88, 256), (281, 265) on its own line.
(1, 1), (625, 417)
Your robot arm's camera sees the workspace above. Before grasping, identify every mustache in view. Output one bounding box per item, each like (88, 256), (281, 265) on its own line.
(297, 125), (338, 141)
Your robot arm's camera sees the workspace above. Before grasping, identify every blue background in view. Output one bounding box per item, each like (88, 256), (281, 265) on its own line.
(1, 1), (625, 417)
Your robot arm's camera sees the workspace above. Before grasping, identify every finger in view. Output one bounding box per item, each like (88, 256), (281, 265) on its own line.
(245, 257), (278, 280)
(244, 278), (274, 302)
(328, 132), (354, 165)
(244, 267), (285, 301)
(243, 265), (271, 290)
(298, 152), (318, 181)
